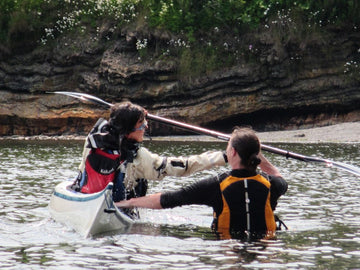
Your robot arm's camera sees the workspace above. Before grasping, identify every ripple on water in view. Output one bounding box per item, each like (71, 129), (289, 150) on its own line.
(0, 140), (359, 269)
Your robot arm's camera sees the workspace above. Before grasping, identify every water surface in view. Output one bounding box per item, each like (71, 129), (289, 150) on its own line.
(0, 139), (359, 269)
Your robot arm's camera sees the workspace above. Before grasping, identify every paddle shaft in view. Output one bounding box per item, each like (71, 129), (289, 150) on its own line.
(51, 91), (360, 176)
(149, 114), (360, 176)
(148, 114), (325, 162)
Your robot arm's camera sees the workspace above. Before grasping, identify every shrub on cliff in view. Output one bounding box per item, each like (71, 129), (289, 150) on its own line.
(0, 0), (358, 75)
(1, 0), (359, 46)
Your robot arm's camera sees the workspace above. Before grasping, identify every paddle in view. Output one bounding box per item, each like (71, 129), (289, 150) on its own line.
(50, 91), (360, 176)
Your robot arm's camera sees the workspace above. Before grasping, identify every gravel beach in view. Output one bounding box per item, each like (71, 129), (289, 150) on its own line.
(1, 122), (359, 143)
(149, 122), (360, 143)
(257, 121), (360, 143)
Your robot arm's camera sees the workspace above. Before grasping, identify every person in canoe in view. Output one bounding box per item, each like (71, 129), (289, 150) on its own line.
(71, 101), (227, 204)
(115, 127), (288, 240)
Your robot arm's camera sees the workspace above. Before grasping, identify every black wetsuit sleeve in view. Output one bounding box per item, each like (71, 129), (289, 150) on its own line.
(160, 176), (221, 209)
(269, 175), (288, 210)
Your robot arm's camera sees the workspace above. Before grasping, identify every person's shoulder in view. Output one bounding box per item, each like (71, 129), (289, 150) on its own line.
(262, 173), (288, 193)
(134, 146), (157, 162)
(261, 171), (283, 180)
(218, 171), (230, 183)
(136, 146), (149, 154)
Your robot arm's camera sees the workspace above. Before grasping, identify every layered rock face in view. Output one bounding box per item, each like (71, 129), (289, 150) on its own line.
(0, 26), (359, 136)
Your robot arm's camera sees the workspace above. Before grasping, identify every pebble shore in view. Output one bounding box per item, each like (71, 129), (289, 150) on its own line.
(257, 122), (360, 143)
(148, 122), (360, 143)
(1, 122), (359, 143)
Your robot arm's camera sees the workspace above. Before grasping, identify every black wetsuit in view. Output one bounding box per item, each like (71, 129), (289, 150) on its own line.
(160, 169), (288, 239)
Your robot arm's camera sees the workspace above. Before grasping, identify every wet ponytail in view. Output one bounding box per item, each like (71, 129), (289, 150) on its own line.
(231, 127), (261, 172)
(246, 153), (261, 171)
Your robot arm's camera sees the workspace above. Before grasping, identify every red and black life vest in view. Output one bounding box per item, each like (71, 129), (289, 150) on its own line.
(80, 148), (121, 194)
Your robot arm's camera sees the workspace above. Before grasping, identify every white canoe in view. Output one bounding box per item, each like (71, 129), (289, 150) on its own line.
(49, 181), (135, 237)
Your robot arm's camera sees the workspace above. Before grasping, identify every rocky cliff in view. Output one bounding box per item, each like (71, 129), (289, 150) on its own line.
(0, 24), (359, 136)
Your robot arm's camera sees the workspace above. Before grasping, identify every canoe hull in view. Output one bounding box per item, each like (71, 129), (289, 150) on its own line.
(49, 181), (134, 237)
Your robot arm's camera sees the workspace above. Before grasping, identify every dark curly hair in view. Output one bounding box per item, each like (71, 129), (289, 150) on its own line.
(109, 101), (146, 136)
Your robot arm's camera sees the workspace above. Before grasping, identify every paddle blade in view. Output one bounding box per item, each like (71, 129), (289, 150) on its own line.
(326, 160), (360, 177)
(50, 91), (113, 108)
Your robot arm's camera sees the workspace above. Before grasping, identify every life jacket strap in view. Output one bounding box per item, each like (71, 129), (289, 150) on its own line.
(244, 179), (251, 233)
(275, 215), (288, 230)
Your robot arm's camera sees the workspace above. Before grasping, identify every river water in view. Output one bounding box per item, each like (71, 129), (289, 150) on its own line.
(0, 139), (359, 269)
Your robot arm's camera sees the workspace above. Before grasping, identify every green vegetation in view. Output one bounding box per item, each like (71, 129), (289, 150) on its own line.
(0, 0), (359, 76)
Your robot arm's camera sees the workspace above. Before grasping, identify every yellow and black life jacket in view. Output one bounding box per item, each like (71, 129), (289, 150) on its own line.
(215, 174), (276, 239)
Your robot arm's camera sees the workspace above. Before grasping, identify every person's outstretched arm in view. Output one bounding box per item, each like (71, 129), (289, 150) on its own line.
(115, 193), (162, 209)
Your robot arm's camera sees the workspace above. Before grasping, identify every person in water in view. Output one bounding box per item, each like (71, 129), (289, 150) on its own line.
(115, 127), (288, 239)
(72, 101), (227, 203)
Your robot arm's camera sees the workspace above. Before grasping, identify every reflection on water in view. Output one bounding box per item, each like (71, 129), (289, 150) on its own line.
(0, 139), (359, 269)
